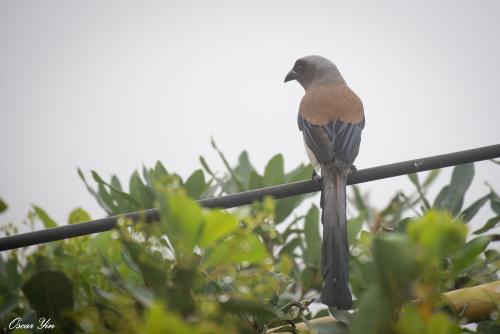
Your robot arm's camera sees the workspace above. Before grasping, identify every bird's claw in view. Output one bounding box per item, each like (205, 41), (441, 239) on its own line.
(348, 165), (357, 177)
(312, 170), (322, 185)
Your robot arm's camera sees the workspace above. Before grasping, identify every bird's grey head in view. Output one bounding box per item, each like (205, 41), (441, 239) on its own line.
(284, 55), (345, 90)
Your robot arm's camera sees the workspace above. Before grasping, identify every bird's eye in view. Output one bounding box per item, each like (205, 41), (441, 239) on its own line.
(295, 63), (303, 72)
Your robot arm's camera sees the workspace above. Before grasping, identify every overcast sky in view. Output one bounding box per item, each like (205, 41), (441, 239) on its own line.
(0, 0), (499, 236)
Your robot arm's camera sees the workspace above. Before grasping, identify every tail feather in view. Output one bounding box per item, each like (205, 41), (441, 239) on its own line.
(319, 162), (352, 309)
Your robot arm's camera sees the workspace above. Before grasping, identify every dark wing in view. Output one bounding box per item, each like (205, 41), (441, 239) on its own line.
(298, 115), (364, 167)
(298, 84), (365, 167)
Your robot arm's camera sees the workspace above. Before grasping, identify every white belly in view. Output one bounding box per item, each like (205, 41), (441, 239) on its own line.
(304, 139), (321, 175)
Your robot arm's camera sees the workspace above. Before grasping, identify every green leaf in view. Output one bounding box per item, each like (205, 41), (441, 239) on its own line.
(407, 173), (418, 186)
(407, 211), (467, 259)
(352, 286), (394, 334)
(129, 171), (155, 208)
(433, 186), (449, 211)
(303, 205), (321, 267)
(144, 302), (192, 333)
(77, 168), (120, 215)
(184, 169), (206, 199)
(285, 163), (311, 182)
(422, 169), (441, 188)
(167, 267), (197, 314)
(274, 196), (308, 224)
(233, 151), (255, 189)
(359, 230), (374, 249)
(433, 163), (475, 216)
(96, 182), (119, 214)
(154, 161), (168, 177)
(4, 258), (21, 290)
(68, 207), (91, 224)
(396, 217), (412, 233)
(0, 197), (7, 213)
(78, 168), (114, 215)
(110, 175), (123, 191)
(220, 298), (277, 321)
(281, 215), (305, 241)
(490, 190), (500, 215)
(427, 312), (461, 334)
(33, 255), (51, 272)
(278, 237), (302, 256)
(372, 235), (413, 303)
(347, 214), (364, 245)
(300, 266), (320, 291)
(350, 185), (367, 212)
(142, 165), (152, 185)
(205, 234), (267, 267)
(157, 192), (203, 264)
(272, 159), (312, 224)
(263, 154), (285, 186)
(32, 205), (57, 228)
(460, 193), (490, 224)
(408, 173), (430, 210)
(349, 258), (377, 296)
(121, 248), (140, 273)
(22, 271), (74, 318)
(125, 285), (154, 307)
(199, 155), (214, 176)
(473, 216), (500, 235)
(92, 171), (141, 210)
(451, 236), (490, 276)
(210, 137), (244, 191)
(199, 210), (238, 247)
(249, 170), (264, 190)
(121, 239), (167, 295)
(395, 304), (424, 334)
(0, 293), (19, 319)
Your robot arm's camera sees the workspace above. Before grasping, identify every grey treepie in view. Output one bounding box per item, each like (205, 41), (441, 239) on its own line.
(285, 55), (365, 310)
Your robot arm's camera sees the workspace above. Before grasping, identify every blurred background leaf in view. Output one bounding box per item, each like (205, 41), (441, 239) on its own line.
(0, 197), (7, 214)
(68, 207), (91, 224)
(433, 163), (474, 216)
(32, 205), (57, 228)
(0, 146), (498, 334)
(22, 271), (74, 319)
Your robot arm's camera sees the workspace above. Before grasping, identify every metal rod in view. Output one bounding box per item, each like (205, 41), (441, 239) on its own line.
(1, 144), (499, 251)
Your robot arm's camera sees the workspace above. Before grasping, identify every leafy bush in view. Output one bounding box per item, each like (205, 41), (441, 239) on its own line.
(0, 144), (498, 334)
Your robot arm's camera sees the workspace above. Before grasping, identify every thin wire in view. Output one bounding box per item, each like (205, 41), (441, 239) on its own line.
(1, 144), (499, 251)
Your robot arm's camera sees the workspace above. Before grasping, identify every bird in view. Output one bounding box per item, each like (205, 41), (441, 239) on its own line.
(284, 55), (364, 310)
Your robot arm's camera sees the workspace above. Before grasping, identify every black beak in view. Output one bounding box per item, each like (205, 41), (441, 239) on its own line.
(284, 69), (298, 83)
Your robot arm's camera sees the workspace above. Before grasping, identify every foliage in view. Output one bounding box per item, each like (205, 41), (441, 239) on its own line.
(0, 143), (499, 333)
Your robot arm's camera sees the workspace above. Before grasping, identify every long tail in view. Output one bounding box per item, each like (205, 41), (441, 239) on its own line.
(319, 162), (352, 309)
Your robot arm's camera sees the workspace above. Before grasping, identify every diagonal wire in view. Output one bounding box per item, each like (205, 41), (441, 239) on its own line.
(1, 144), (499, 251)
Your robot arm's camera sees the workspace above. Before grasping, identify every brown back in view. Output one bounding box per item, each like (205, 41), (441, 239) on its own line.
(299, 84), (364, 125)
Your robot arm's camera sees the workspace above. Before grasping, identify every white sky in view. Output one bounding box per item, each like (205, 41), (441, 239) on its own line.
(0, 0), (499, 236)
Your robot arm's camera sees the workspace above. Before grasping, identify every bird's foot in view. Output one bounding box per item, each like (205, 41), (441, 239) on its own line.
(311, 170), (322, 185)
(348, 165), (357, 177)
(328, 307), (353, 326)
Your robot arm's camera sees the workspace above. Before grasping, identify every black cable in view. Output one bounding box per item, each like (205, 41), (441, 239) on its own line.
(1, 144), (499, 251)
